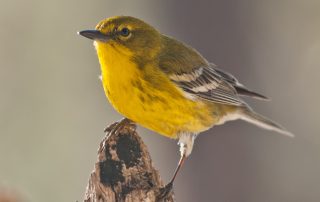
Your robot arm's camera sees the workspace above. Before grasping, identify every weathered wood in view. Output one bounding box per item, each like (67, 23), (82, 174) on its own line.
(84, 119), (175, 202)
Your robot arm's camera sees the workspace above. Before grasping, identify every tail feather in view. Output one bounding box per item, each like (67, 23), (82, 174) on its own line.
(240, 108), (294, 137)
(235, 86), (270, 101)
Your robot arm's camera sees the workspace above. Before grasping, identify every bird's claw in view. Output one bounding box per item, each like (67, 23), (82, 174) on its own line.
(104, 118), (130, 133)
(157, 182), (173, 200)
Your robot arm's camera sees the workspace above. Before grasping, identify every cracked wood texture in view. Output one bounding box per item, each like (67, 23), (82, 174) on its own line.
(84, 121), (175, 202)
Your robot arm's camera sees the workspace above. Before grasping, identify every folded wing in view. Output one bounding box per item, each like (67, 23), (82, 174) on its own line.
(169, 63), (268, 105)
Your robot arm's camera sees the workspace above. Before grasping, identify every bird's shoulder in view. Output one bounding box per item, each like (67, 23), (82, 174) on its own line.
(157, 35), (209, 74)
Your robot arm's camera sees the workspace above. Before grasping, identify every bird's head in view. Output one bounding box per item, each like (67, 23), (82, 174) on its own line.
(78, 16), (162, 59)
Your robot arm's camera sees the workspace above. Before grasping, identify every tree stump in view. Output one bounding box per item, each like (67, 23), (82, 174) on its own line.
(84, 119), (175, 202)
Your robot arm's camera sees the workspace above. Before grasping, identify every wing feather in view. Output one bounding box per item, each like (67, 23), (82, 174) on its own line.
(169, 64), (245, 106)
(213, 65), (269, 100)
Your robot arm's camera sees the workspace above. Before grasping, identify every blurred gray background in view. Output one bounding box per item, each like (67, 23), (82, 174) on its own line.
(0, 0), (319, 201)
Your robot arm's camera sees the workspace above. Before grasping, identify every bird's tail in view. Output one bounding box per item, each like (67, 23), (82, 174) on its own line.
(239, 107), (294, 137)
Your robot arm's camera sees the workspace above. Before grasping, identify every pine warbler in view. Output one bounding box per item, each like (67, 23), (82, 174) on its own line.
(78, 16), (293, 192)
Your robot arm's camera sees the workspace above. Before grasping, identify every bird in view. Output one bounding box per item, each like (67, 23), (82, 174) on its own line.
(78, 15), (293, 195)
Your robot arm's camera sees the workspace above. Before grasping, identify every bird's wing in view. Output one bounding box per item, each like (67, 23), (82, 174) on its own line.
(213, 65), (269, 100)
(169, 63), (245, 106)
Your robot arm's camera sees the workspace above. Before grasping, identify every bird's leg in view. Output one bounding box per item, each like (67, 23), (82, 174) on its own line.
(157, 133), (195, 200)
(169, 152), (187, 185)
(157, 152), (186, 200)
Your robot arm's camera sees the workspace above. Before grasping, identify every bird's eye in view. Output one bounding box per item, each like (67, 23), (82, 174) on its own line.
(120, 27), (130, 37)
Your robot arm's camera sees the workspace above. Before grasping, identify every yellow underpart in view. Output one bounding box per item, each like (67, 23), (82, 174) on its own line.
(95, 41), (232, 139)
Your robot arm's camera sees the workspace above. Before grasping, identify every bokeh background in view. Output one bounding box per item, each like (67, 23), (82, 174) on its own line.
(1, 0), (319, 201)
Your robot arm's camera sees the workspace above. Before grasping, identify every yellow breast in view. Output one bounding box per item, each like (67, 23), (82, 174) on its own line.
(95, 42), (219, 139)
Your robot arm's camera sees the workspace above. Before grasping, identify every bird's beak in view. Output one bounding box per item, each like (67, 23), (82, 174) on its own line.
(78, 30), (110, 42)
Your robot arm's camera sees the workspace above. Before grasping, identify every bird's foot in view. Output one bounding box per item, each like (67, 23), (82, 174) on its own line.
(157, 182), (173, 200)
(104, 118), (134, 134)
(100, 118), (135, 152)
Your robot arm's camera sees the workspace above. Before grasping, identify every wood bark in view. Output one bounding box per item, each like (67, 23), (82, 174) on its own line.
(84, 120), (175, 202)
